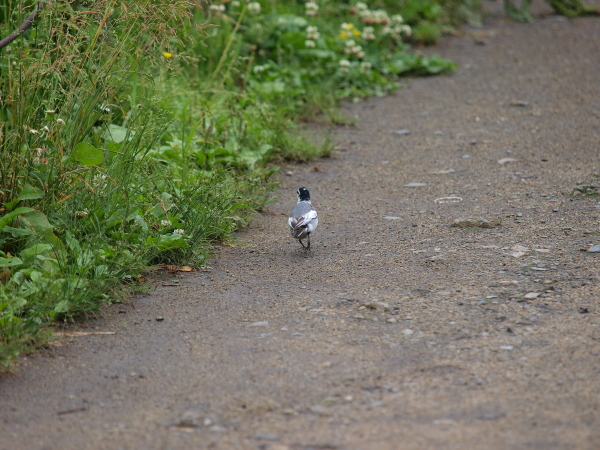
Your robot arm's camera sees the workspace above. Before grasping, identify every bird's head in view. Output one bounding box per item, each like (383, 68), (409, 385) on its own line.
(297, 187), (311, 202)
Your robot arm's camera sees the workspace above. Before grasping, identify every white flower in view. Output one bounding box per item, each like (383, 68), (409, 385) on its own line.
(355, 2), (368, 11)
(56, 118), (66, 125)
(248, 2), (261, 14)
(345, 39), (356, 48)
(360, 9), (390, 26)
(174, 228), (185, 235)
(362, 26), (375, 40)
(391, 14), (404, 24)
(29, 129), (39, 135)
(45, 109), (56, 114)
(305, 1), (319, 16)
(92, 174), (108, 189)
(357, 51), (365, 59)
(360, 61), (372, 73)
(161, 219), (172, 227)
(306, 26), (320, 40)
(339, 59), (351, 72)
(401, 25), (412, 36)
(74, 210), (90, 218)
(231, 1), (240, 6)
(305, 40), (316, 48)
(253, 65), (265, 73)
(209, 4), (226, 12)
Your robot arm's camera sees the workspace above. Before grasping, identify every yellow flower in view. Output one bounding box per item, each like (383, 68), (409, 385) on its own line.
(339, 31), (349, 39)
(162, 52), (173, 58)
(353, 29), (361, 36)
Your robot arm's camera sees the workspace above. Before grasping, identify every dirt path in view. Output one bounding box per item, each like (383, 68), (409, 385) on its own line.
(2, 6), (600, 450)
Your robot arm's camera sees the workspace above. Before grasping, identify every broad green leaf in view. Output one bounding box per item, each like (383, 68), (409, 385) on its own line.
(103, 124), (133, 143)
(0, 256), (23, 268)
(3, 185), (44, 211)
(19, 243), (53, 259)
(0, 207), (36, 228)
(16, 184), (44, 201)
(20, 211), (53, 236)
(1, 226), (34, 237)
(73, 142), (104, 166)
(54, 300), (70, 314)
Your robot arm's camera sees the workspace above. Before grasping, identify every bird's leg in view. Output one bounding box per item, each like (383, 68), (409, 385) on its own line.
(299, 238), (307, 250)
(307, 233), (311, 251)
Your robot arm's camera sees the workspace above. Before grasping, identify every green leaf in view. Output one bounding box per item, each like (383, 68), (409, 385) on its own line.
(0, 256), (24, 268)
(19, 243), (53, 259)
(17, 184), (44, 202)
(148, 233), (189, 251)
(0, 207), (36, 229)
(1, 226), (34, 237)
(20, 211), (53, 236)
(73, 142), (105, 166)
(3, 185), (44, 211)
(103, 124), (133, 143)
(54, 300), (70, 314)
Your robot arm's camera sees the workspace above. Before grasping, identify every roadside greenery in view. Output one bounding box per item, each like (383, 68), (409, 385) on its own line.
(0, 0), (463, 368)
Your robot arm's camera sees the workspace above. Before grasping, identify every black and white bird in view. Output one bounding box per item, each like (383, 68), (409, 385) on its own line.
(288, 187), (318, 252)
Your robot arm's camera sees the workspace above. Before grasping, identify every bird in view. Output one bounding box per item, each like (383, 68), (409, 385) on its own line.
(288, 187), (318, 252)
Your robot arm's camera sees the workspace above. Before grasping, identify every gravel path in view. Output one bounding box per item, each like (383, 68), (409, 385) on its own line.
(2, 6), (600, 450)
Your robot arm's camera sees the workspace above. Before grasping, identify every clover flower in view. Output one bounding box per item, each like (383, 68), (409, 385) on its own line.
(305, 40), (316, 48)
(248, 2), (261, 14)
(362, 26), (375, 40)
(383, 24), (412, 40)
(305, 1), (319, 16)
(344, 39), (363, 57)
(360, 61), (372, 73)
(306, 26), (320, 40)
(92, 174), (108, 190)
(253, 65), (265, 73)
(209, 4), (226, 12)
(74, 210), (90, 218)
(161, 219), (172, 227)
(359, 8), (391, 26)
(339, 59), (351, 72)
(391, 14), (404, 24)
(174, 228), (185, 235)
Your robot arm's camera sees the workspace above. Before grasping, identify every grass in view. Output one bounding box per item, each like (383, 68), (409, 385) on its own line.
(0, 0), (476, 369)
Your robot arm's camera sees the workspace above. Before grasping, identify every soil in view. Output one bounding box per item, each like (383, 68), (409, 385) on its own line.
(2, 3), (600, 449)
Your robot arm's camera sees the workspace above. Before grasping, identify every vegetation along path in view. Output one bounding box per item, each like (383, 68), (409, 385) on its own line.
(2, 7), (600, 450)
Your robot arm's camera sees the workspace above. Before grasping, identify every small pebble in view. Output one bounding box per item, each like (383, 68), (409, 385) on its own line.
(587, 244), (600, 253)
(402, 329), (414, 337)
(155, 316), (164, 321)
